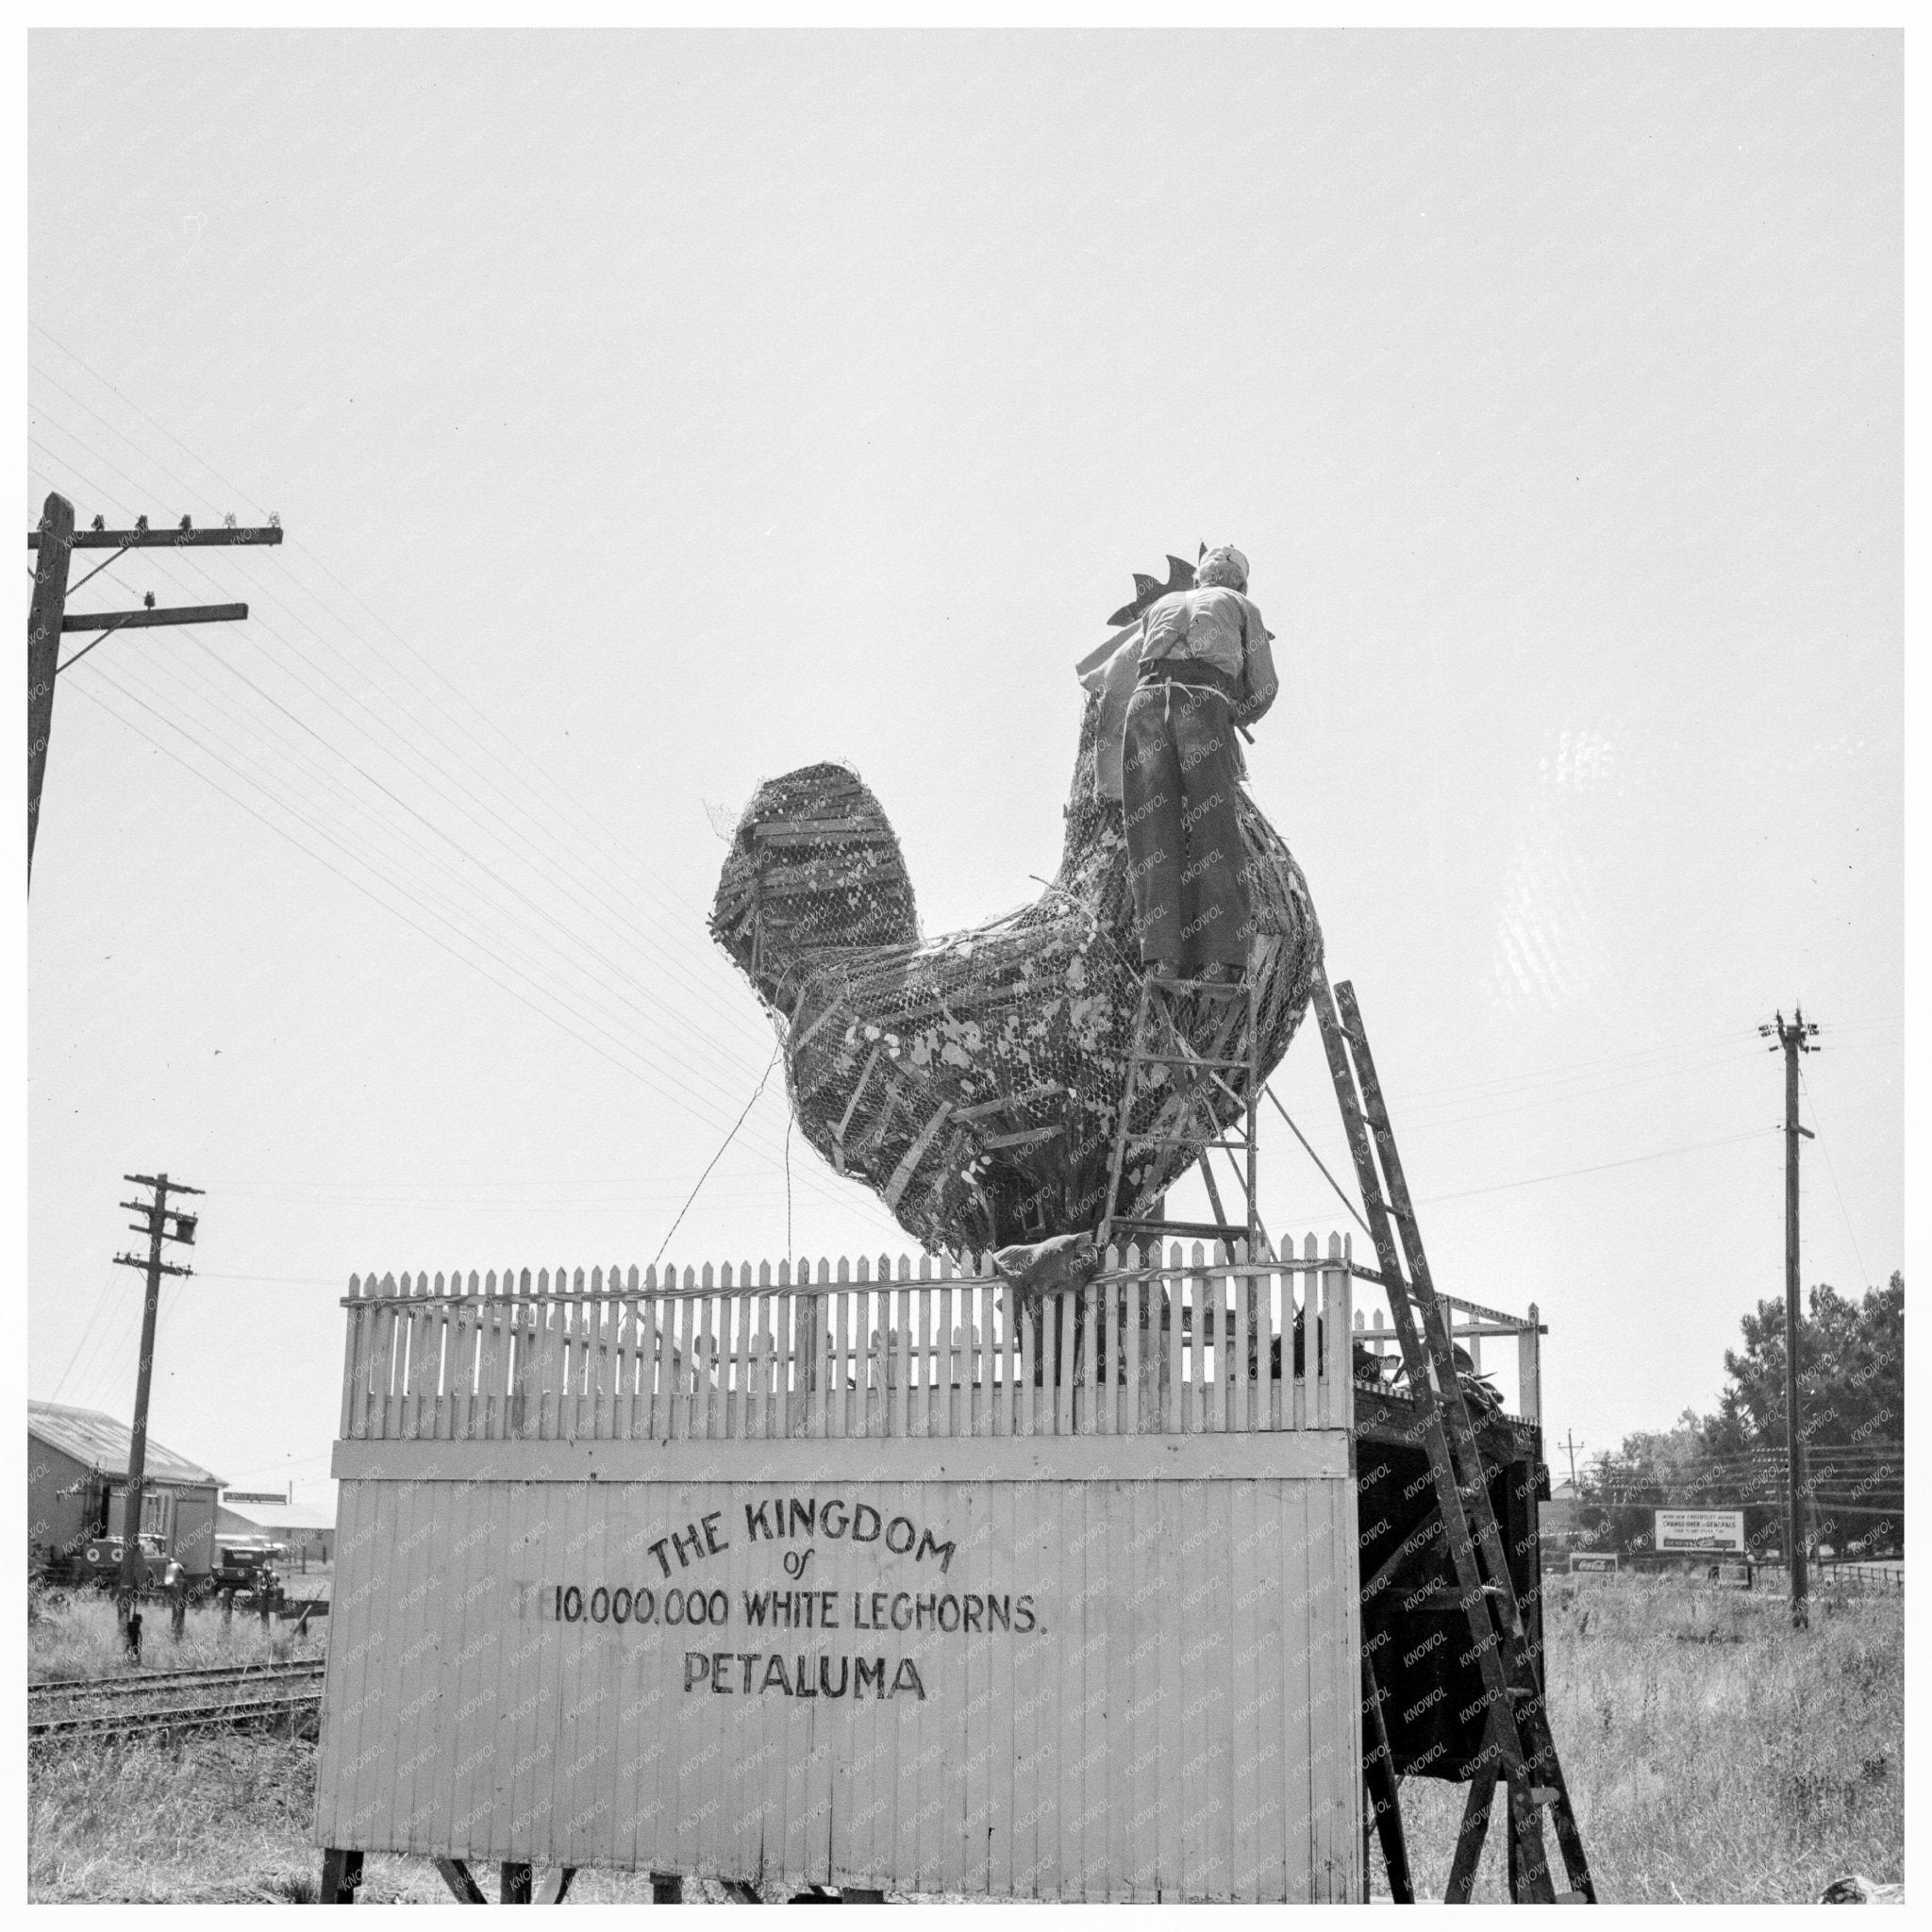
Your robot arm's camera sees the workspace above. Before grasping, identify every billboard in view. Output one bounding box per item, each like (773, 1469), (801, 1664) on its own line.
(1653, 1508), (1745, 1552)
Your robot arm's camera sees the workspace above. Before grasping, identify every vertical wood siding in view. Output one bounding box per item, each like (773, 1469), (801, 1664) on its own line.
(315, 1241), (1360, 1902)
(317, 1473), (1359, 1900)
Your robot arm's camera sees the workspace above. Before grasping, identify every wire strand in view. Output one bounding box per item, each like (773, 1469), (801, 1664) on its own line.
(652, 1042), (783, 1269)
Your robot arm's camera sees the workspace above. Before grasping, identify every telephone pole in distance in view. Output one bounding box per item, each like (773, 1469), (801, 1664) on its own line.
(1759, 1008), (1818, 1630)
(112, 1172), (202, 1638)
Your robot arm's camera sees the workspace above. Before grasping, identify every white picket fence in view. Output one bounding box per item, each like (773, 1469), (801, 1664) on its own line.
(339, 1236), (1357, 1443)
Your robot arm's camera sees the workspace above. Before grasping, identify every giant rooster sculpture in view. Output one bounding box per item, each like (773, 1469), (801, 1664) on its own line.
(709, 560), (1324, 1257)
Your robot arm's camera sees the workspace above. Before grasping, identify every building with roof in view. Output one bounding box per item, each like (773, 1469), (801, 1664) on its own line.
(1540, 1475), (1582, 1544)
(216, 1495), (336, 1567)
(28, 1399), (225, 1579)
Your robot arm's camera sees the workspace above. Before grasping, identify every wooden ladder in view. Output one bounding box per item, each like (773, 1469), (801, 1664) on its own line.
(1097, 973), (1263, 1257)
(1311, 967), (1596, 1906)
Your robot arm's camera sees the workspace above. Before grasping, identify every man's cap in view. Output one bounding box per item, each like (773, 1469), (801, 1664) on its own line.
(1198, 544), (1249, 588)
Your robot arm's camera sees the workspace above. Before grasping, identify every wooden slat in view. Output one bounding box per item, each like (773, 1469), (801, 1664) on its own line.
(670, 1277), (691, 1440)
(588, 1269), (612, 1440)
(695, 1274), (710, 1444)
(909, 1258), (929, 1439)
(451, 1272), (481, 1440)
(418, 1273), (445, 1441)
(975, 1277), (991, 1438)
(1016, 1291), (1034, 1438)
(814, 1268), (837, 1439)
(1235, 1253), (1253, 1436)
(774, 1265), (794, 1439)
(1299, 1236), (1321, 1429)
(728, 1272), (747, 1441)
(727, 1274), (748, 1441)
(372, 1274), (400, 1439)
(935, 1262), (954, 1439)
(568, 1268), (591, 1440)
(394, 1273), (424, 1441)
(1165, 1251), (1184, 1435)
(1191, 1245), (1211, 1437)
(892, 1270), (910, 1439)
(470, 1273), (498, 1441)
(341, 1276), (367, 1440)
(436, 1271), (462, 1441)
(425, 1273), (451, 1441)
(1321, 1235), (1352, 1432)
(639, 1269), (660, 1441)
(691, 1267), (713, 1441)
(1081, 1277), (1098, 1435)
(755, 1274), (774, 1441)
(1053, 1286), (1073, 1437)
(617, 1274), (641, 1440)
(855, 1267), (874, 1440)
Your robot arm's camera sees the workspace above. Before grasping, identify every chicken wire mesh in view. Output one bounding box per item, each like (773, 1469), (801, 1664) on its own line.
(710, 687), (1322, 1256)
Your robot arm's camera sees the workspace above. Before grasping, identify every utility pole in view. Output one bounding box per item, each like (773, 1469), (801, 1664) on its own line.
(25, 494), (282, 888)
(26, 493), (74, 882)
(1564, 1430), (1583, 1490)
(111, 1172), (202, 1647)
(1759, 1008), (1818, 1629)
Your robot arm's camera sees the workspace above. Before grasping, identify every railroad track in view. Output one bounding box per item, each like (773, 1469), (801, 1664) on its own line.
(28, 1657), (326, 1739)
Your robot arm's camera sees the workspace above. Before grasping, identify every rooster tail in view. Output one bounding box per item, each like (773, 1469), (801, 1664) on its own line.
(708, 762), (919, 1013)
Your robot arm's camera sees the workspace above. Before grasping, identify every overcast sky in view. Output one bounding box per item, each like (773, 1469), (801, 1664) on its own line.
(27, 30), (1900, 1510)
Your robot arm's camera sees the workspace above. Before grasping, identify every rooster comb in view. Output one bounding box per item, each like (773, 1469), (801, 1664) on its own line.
(1106, 552), (1198, 629)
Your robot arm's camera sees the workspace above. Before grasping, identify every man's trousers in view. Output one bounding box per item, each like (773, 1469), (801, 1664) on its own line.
(1120, 679), (1252, 971)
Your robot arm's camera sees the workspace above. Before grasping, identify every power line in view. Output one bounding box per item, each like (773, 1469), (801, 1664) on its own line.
(33, 449), (760, 1115)
(30, 344), (764, 1037)
(47, 1280), (119, 1403)
(652, 1042), (784, 1269)
(30, 441), (871, 1216)
(1415, 1127), (1771, 1204)
(27, 405), (775, 1067)
(1798, 1064), (1874, 1292)
(61, 669), (891, 1237)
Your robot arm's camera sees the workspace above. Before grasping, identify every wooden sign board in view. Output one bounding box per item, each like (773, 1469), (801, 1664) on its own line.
(1567, 1551), (1618, 1574)
(312, 1247), (1363, 1901)
(1653, 1508), (1745, 1553)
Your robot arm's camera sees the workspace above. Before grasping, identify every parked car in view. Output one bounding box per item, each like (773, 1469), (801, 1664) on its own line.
(208, 1537), (287, 1598)
(75, 1533), (168, 1588)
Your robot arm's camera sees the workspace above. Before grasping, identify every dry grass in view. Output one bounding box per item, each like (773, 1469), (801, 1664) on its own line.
(27, 1574), (1902, 1903)
(1381, 1574), (1905, 1903)
(28, 1586), (325, 1684)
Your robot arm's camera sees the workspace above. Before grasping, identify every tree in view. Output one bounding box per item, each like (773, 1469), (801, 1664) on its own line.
(1574, 1274), (1903, 1557)
(1574, 1413), (1716, 1553)
(1703, 1273), (1903, 1460)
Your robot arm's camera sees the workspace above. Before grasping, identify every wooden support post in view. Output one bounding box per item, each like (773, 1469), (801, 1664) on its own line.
(1517, 1305), (1541, 1425)
(1360, 1650), (1413, 1903)
(536, 1869), (576, 1904)
(650, 1872), (684, 1903)
(499, 1862), (532, 1904)
(1445, 1765), (1497, 1904)
(320, 1848), (363, 1903)
(433, 1857), (487, 1903)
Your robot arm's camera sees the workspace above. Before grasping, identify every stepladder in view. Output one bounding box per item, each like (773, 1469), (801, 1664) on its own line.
(1098, 971), (1264, 1257)
(1311, 966), (1596, 1905)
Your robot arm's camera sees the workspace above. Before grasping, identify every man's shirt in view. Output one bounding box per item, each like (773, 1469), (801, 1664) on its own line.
(1139, 585), (1279, 723)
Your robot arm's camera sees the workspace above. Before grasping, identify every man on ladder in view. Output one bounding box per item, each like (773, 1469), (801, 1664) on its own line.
(1120, 543), (1278, 985)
